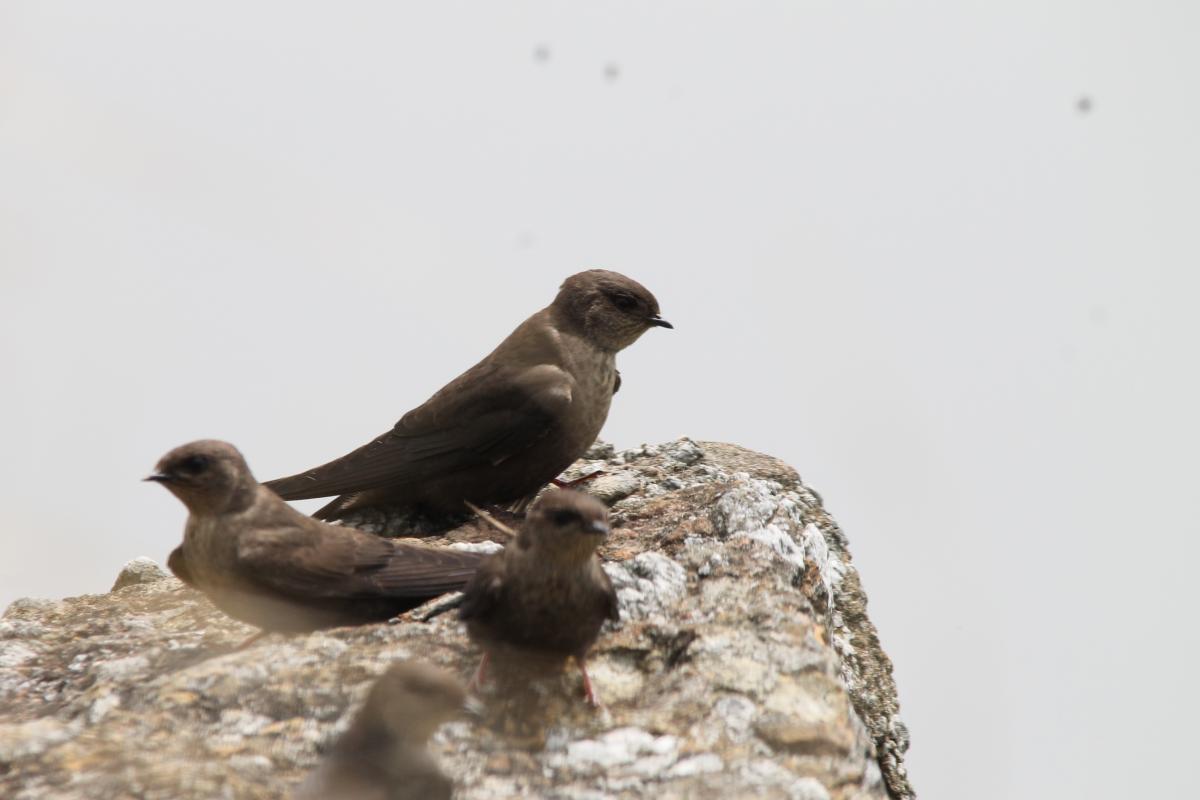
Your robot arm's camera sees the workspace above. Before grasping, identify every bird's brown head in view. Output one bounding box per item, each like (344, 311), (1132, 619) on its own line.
(520, 489), (611, 561)
(359, 662), (468, 745)
(553, 269), (671, 351)
(145, 440), (257, 515)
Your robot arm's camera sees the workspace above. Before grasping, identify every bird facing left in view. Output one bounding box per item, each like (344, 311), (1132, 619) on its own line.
(146, 439), (486, 636)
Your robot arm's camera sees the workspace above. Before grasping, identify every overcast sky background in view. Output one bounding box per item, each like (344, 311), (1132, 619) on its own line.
(3, 3), (1198, 797)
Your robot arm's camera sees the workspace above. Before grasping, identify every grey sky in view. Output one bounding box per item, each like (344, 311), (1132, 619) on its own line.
(2, 3), (1198, 797)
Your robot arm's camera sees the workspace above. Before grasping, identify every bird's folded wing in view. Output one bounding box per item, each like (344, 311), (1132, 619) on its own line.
(233, 526), (484, 600)
(366, 540), (486, 597)
(264, 363), (574, 500)
(457, 557), (508, 622)
(167, 546), (195, 587)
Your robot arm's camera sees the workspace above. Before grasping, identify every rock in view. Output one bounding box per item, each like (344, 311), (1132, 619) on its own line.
(0, 718), (79, 763)
(553, 727), (680, 775)
(0, 439), (913, 800)
(580, 470), (642, 505)
(791, 777), (834, 800)
(583, 440), (616, 460)
(604, 551), (688, 622)
(109, 557), (170, 591)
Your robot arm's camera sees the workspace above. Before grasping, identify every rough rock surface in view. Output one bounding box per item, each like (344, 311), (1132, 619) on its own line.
(0, 439), (913, 799)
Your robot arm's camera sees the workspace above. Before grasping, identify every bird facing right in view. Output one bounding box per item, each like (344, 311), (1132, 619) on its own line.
(264, 269), (671, 523)
(458, 490), (619, 707)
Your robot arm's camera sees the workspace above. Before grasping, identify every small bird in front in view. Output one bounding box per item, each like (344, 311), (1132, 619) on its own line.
(291, 661), (468, 800)
(458, 490), (619, 707)
(263, 269), (671, 524)
(147, 439), (485, 638)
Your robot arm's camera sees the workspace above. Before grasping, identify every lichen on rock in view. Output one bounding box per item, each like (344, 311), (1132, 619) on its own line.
(0, 438), (913, 800)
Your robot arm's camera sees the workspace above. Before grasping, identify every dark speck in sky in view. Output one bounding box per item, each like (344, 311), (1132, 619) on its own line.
(1077, 96), (1093, 114)
(604, 62), (621, 83)
(533, 44), (551, 63)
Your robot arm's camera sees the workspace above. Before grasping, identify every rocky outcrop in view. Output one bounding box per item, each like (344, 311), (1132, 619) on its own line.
(0, 439), (913, 799)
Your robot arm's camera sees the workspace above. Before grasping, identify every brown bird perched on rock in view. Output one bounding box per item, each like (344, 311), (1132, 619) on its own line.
(146, 440), (485, 636)
(264, 269), (671, 522)
(292, 661), (467, 800)
(459, 490), (619, 707)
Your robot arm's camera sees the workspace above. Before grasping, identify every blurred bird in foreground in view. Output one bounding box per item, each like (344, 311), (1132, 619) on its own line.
(264, 269), (671, 523)
(459, 490), (618, 707)
(292, 662), (467, 800)
(147, 440), (484, 638)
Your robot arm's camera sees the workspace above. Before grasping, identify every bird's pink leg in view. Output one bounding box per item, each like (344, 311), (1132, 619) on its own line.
(468, 652), (491, 692)
(552, 470), (605, 489)
(578, 657), (603, 708)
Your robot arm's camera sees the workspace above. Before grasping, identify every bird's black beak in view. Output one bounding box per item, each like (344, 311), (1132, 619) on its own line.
(587, 519), (611, 536)
(143, 472), (174, 484)
(647, 315), (673, 329)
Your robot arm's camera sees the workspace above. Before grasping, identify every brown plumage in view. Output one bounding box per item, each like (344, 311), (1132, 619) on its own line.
(458, 490), (619, 707)
(291, 662), (466, 800)
(146, 440), (484, 634)
(263, 270), (670, 521)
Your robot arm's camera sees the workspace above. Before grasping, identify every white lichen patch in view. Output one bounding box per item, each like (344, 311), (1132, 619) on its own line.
(554, 727), (680, 776)
(799, 522), (846, 604)
(451, 541), (504, 555)
(665, 752), (724, 778)
(94, 655), (150, 682)
(86, 688), (121, 723)
(0, 639), (37, 669)
(0, 718), (79, 762)
(710, 474), (785, 537)
(736, 525), (807, 568)
(604, 551), (687, 623)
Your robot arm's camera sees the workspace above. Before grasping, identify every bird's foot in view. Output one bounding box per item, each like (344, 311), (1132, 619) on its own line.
(578, 658), (603, 709)
(552, 470), (605, 489)
(467, 652), (491, 694)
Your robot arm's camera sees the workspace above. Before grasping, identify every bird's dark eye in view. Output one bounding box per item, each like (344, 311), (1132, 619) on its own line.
(552, 509), (580, 526)
(608, 292), (639, 313)
(178, 454), (210, 474)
